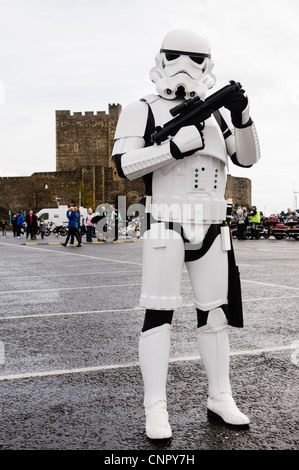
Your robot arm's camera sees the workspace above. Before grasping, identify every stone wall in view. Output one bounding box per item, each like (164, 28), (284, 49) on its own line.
(226, 174), (252, 208)
(0, 166), (145, 214)
(0, 169), (251, 216)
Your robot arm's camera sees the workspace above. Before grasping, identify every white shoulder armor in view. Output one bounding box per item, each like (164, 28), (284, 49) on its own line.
(114, 100), (149, 139)
(142, 94), (161, 105)
(112, 94), (181, 181)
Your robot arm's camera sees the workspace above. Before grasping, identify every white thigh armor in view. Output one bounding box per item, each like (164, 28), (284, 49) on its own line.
(140, 222), (230, 312)
(185, 231), (229, 311)
(140, 223), (185, 310)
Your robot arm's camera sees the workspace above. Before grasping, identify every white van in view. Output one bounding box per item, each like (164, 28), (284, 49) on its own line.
(37, 206), (88, 227)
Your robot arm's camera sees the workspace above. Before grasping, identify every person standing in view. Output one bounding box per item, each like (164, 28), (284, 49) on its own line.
(61, 206), (82, 247)
(32, 211), (38, 239)
(249, 206), (260, 239)
(12, 215), (18, 237)
(69, 201), (82, 245)
(111, 29), (260, 439)
(235, 205), (246, 240)
(110, 204), (120, 241)
(1, 220), (6, 236)
(84, 208), (94, 242)
(16, 212), (24, 238)
(39, 217), (46, 239)
(25, 210), (38, 240)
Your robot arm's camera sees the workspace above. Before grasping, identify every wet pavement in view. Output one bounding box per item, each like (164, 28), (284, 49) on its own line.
(0, 232), (298, 456)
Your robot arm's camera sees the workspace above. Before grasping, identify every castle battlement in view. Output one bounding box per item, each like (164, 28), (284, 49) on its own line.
(56, 110), (106, 118)
(56, 104), (121, 121)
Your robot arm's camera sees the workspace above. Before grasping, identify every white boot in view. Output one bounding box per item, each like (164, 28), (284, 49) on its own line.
(145, 400), (172, 439)
(197, 319), (250, 426)
(207, 393), (249, 425)
(139, 323), (172, 438)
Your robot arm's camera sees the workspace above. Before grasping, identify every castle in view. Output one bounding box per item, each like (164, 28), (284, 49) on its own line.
(0, 104), (251, 216)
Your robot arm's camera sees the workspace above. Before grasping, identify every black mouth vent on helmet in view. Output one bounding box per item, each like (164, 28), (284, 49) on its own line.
(175, 86), (186, 98)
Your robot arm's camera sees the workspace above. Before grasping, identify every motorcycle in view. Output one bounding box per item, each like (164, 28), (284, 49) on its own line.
(246, 221), (264, 239)
(284, 217), (299, 240)
(36, 225), (50, 237)
(125, 217), (141, 239)
(48, 222), (67, 237)
(262, 216), (287, 239)
(231, 217), (264, 239)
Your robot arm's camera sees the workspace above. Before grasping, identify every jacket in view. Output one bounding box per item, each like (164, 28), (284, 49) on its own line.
(16, 214), (24, 225)
(250, 210), (260, 223)
(67, 210), (78, 228)
(84, 213), (94, 227)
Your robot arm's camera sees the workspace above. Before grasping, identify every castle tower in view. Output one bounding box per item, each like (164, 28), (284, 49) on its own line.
(56, 104), (122, 172)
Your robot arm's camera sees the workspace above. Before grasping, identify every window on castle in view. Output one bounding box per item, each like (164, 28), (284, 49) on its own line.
(97, 142), (101, 150)
(74, 143), (79, 152)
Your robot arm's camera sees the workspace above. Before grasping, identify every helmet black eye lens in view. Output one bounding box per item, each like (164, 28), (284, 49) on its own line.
(190, 56), (204, 65)
(166, 53), (180, 61)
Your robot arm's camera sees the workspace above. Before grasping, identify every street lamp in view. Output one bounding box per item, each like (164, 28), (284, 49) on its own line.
(294, 191), (299, 210)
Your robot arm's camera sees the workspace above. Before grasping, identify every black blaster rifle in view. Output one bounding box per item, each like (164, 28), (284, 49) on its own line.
(151, 80), (242, 145)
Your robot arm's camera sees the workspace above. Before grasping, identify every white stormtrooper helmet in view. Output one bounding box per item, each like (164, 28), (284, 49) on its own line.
(150, 29), (216, 100)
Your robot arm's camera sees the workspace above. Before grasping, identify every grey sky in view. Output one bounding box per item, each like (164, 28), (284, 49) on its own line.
(0, 0), (299, 214)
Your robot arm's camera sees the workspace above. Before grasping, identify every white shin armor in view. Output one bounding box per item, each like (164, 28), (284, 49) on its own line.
(197, 307), (232, 398)
(139, 323), (171, 408)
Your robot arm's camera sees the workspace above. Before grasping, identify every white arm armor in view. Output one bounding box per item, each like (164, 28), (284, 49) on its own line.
(114, 138), (176, 181)
(234, 121), (260, 166)
(112, 100), (176, 180)
(220, 103), (260, 167)
(112, 101), (203, 180)
(234, 103), (260, 166)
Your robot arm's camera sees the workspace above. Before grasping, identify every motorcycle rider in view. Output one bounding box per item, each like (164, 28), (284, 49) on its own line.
(235, 205), (246, 240)
(249, 205), (261, 239)
(111, 29), (260, 440)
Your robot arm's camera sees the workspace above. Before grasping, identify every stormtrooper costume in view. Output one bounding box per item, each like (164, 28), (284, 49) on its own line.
(112, 29), (260, 440)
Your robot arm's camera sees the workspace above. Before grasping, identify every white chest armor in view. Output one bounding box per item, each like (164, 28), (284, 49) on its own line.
(147, 96), (229, 224)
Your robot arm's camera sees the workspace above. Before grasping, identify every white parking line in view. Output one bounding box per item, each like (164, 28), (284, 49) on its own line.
(1, 293), (299, 321)
(0, 276), (297, 296)
(0, 269), (143, 280)
(0, 307), (142, 321)
(0, 241), (143, 266)
(0, 282), (142, 295)
(0, 344), (296, 382)
(257, 248), (299, 253)
(242, 279), (299, 291)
